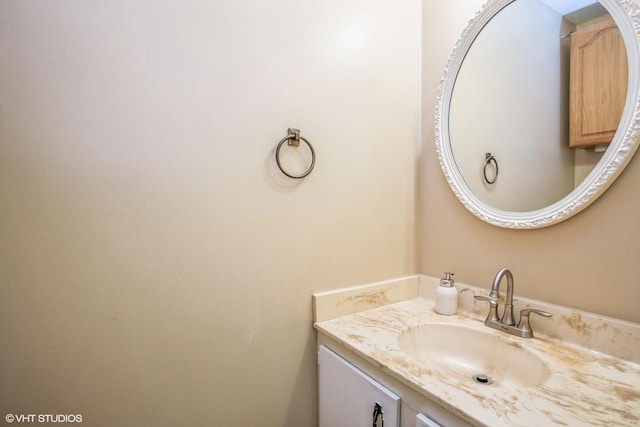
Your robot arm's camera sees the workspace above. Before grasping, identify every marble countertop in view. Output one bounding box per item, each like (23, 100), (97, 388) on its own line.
(314, 296), (640, 426)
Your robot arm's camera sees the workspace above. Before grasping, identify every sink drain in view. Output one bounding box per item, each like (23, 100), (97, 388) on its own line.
(472, 374), (493, 385)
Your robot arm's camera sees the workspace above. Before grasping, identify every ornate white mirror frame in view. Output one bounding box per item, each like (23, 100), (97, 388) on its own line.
(435, 0), (640, 229)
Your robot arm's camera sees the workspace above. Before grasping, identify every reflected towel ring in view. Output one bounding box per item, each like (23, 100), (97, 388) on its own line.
(275, 128), (316, 179)
(483, 153), (498, 184)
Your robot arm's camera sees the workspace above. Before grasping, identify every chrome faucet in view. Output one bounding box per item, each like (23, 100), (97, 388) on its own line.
(474, 268), (552, 338)
(492, 268), (515, 325)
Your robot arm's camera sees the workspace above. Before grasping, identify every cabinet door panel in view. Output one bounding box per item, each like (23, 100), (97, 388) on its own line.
(417, 413), (443, 427)
(569, 18), (628, 147)
(318, 345), (400, 427)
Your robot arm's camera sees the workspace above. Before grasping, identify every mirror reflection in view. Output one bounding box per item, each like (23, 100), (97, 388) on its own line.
(449, 0), (627, 212)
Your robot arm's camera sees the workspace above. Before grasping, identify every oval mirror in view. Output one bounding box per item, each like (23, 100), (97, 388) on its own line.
(435, 0), (640, 228)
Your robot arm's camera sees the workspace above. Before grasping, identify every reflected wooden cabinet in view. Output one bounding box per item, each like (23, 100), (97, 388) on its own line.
(569, 18), (628, 148)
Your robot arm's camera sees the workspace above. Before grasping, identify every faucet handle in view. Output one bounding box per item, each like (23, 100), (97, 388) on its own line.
(520, 308), (552, 317)
(474, 295), (500, 323)
(474, 295), (498, 306)
(517, 309), (552, 338)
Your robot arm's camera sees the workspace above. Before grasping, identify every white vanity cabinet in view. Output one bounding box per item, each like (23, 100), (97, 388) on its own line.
(417, 413), (445, 427)
(318, 345), (400, 427)
(317, 340), (474, 427)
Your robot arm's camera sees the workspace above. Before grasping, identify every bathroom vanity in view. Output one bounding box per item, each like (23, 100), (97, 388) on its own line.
(313, 276), (640, 427)
(330, 0), (640, 423)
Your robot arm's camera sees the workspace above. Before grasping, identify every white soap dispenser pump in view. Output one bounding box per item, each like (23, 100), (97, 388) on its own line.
(435, 272), (458, 315)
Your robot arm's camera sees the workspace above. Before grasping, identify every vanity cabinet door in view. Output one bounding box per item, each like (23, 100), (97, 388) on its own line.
(569, 18), (628, 148)
(318, 345), (400, 427)
(417, 413), (443, 427)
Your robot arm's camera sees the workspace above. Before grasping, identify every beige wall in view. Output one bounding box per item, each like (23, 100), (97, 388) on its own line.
(3, 0), (639, 425)
(0, 1), (420, 426)
(421, 0), (640, 324)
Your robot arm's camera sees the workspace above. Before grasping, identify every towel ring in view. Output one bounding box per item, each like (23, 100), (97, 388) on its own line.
(483, 153), (498, 184)
(275, 128), (316, 179)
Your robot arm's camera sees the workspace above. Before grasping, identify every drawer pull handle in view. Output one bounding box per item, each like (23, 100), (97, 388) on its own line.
(372, 402), (384, 427)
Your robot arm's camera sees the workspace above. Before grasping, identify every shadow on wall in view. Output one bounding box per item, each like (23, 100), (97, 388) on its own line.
(284, 330), (319, 427)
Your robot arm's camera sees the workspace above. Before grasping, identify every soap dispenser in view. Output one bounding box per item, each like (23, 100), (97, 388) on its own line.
(435, 272), (458, 315)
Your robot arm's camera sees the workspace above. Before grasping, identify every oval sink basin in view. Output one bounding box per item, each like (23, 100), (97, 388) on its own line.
(397, 323), (549, 388)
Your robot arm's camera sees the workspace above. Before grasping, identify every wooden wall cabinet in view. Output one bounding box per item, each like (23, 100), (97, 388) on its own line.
(569, 18), (628, 148)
